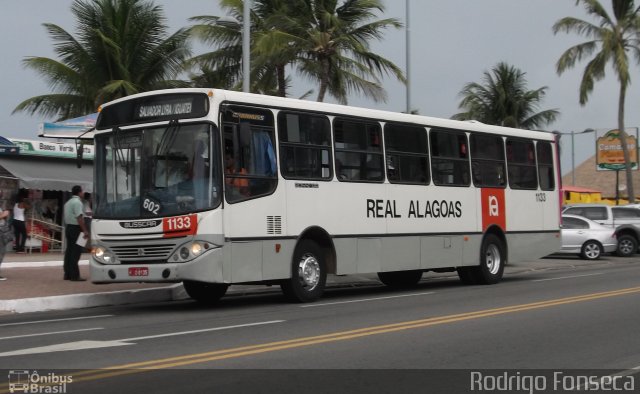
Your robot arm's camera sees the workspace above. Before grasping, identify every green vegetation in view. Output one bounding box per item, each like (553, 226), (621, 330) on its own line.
(13, 0), (191, 120)
(554, 0), (640, 201)
(452, 62), (559, 130)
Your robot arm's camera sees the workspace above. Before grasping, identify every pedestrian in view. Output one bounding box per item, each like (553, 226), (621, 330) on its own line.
(63, 185), (89, 281)
(83, 192), (93, 235)
(0, 207), (11, 281)
(12, 193), (30, 253)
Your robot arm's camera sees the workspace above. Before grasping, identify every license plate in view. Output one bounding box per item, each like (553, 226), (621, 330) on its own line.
(128, 267), (149, 277)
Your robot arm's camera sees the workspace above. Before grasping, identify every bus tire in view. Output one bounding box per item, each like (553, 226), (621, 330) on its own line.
(183, 280), (229, 305)
(475, 234), (506, 284)
(281, 239), (326, 302)
(377, 270), (423, 288)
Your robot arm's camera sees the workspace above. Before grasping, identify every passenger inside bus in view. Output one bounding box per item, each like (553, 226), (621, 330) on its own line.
(225, 152), (249, 198)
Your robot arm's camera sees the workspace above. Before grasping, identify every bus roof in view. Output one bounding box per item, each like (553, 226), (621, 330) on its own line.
(97, 88), (556, 141)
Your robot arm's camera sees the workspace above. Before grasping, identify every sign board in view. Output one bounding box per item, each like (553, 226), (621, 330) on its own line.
(9, 138), (94, 160)
(596, 129), (638, 171)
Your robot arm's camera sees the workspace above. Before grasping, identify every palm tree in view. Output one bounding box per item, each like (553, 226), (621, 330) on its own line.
(188, 0), (286, 95)
(190, 0), (405, 103)
(452, 62), (559, 130)
(265, 0), (406, 103)
(553, 0), (640, 201)
(13, 0), (191, 121)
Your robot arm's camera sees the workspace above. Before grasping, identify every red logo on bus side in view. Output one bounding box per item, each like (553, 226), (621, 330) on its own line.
(162, 214), (198, 238)
(481, 188), (506, 231)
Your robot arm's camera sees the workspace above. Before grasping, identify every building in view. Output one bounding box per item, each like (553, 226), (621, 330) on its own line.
(562, 155), (640, 204)
(0, 137), (93, 251)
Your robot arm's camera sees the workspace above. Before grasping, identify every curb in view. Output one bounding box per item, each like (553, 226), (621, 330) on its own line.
(0, 284), (188, 314)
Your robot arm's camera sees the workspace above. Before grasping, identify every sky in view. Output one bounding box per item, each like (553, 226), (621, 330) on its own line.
(1, 0), (638, 176)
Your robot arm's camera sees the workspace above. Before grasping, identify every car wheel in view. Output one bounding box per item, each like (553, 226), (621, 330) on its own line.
(617, 235), (637, 257)
(580, 240), (602, 260)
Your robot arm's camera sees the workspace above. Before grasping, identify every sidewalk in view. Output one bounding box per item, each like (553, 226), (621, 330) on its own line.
(0, 252), (385, 314)
(0, 251), (603, 315)
(0, 252), (183, 314)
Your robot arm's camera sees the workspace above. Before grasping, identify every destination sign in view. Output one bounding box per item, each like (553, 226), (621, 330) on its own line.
(137, 99), (193, 119)
(97, 93), (209, 129)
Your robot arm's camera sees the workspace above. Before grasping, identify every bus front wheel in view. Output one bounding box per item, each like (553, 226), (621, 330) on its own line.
(183, 280), (229, 305)
(281, 239), (327, 302)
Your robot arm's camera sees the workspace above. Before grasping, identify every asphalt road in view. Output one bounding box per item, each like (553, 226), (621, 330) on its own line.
(1, 255), (639, 393)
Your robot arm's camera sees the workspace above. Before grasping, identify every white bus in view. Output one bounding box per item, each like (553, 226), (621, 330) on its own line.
(89, 88), (561, 303)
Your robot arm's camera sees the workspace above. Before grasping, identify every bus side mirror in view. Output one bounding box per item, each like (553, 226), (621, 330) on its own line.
(239, 122), (251, 147)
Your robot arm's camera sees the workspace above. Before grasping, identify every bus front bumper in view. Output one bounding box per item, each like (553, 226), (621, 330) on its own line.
(90, 247), (225, 284)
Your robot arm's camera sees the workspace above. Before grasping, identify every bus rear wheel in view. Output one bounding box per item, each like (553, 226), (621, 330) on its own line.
(377, 270), (423, 288)
(183, 280), (229, 305)
(457, 234), (505, 285)
(281, 239), (327, 303)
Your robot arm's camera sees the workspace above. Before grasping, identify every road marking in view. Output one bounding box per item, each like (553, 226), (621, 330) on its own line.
(0, 328), (103, 342)
(13, 285), (639, 390)
(300, 292), (435, 308)
(0, 314), (113, 327)
(531, 273), (604, 282)
(0, 286), (638, 390)
(120, 320), (285, 342)
(0, 320), (284, 357)
(0, 340), (131, 357)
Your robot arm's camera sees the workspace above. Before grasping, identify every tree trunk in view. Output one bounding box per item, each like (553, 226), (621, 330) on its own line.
(618, 82), (635, 202)
(316, 58), (330, 102)
(276, 64), (286, 97)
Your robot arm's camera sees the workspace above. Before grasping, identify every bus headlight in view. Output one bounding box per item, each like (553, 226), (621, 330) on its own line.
(169, 241), (211, 262)
(93, 246), (117, 265)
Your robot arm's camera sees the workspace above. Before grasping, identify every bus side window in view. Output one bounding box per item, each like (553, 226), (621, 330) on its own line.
(222, 106), (277, 203)
(333, 117), (384, 182)
(506, 139), (538, 190)
(470, 133), (506, 188)
(536, 141), (555, 191)
(430, 129), (470, 187)
(278, 112), (332, 180)
(384, 123), (429, 185)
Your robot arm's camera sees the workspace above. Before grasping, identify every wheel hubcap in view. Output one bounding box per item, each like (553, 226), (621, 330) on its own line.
(298, 254), (320, 291)
(585, 244), (599, 259)
(485, 244), (501, 275)
(620, 240), (634, 254)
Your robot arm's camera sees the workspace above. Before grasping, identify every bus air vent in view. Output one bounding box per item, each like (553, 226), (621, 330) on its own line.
(267, 216), (282, 235)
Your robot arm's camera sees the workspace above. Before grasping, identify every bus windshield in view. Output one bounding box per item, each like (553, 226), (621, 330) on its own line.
(93, 123), (220, 219)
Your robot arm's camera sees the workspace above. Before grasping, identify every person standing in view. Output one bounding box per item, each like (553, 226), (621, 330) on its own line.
(63, 185), (89, 281)
(13, 194), (30, 253)
(0, 207), (11, 280)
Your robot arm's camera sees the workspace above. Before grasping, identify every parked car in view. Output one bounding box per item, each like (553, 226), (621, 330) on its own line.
(562, 204), (640, 256)
(559, 214), (617, 260)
